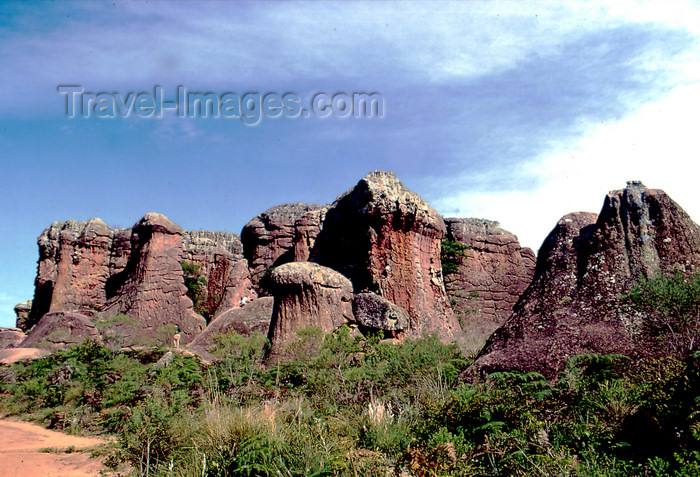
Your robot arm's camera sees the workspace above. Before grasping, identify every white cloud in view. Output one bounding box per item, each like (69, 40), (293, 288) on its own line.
(435, 80), (700, 251)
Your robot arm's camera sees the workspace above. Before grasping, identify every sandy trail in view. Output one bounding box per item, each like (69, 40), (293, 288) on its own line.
(0, 419), (110, 477)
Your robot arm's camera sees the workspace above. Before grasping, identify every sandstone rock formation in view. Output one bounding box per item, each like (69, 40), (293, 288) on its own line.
(19, 312), (101, 350)
(352, 292), (409, 337)
(267, 262), (354, 355)
(182, 230), (257, 319)
(27, 219), (130, 330)
(13, 301), (31, 331)
(241, 203), (327, 293)
(443, 218), (536, 344)
(466, 182), (700, 380)
(311, 171), (460, 340)
(188, 297), (274, 360)
(0, 328), (26, 350)
(25, 212), (258, 345)
(101, 213), (206, 344)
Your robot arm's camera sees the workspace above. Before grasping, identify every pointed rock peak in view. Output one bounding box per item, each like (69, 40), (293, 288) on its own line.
(355, 170), (420, 203)
(137, 212), (183, 235)
(626, 180), (646, 190)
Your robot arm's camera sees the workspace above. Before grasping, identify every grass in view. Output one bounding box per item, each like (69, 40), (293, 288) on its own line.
(1, 327), (700, 476)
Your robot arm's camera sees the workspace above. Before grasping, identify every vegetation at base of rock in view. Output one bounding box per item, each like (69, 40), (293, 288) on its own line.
(1, 330), (699, 476)
(181, 261), (210, 318)
(440, 240), (470, 275)
(624, 270), (700, 357)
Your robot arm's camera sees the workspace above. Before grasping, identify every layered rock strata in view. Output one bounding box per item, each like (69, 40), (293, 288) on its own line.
(311, 171), (460, 340)
(241, 203), (327, 293)
(443, 218), (536, 344)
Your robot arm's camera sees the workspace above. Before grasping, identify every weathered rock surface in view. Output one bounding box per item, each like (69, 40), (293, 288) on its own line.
(182, 230), (257, 318)
(101, 213), (206, 344)
(466, 182), (700, 380)
(26, 213), (259, 344)
(267, 262), (354, 355)
(13, 301), (31, 331)
(27, 219), (130, 330)
(188, 297), (274, 360)
(352, 292), (409, 336)
(0, 327), (26, 350)
(19, 312), (101, 350)
(443, 218), (536, 344)
(241, 203), (328, 293)
(311, 171), (460, 340)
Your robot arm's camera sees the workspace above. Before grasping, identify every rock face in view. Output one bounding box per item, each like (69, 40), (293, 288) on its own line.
(0, 328), (26, 350)
(182, 230), (257, 319)
(26, 213), (257, 345)
(267, 262), (354, 355)
(188, 297), (274, 360)
(27, 219), (131, 330)
(311, 171), (460, 340)
(19, 312), (101, 350)
(101, 213), (206, 344)
(466, 182), (700, 380)
(352, 292), (409, 337)
(241, 203), (327, 293)
(443, 218), (536, 344)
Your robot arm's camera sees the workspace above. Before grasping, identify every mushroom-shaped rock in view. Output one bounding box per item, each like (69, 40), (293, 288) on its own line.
(267, 262), (354, 356)
(13, 301), (31, 330)
(352, 292), (409, 336)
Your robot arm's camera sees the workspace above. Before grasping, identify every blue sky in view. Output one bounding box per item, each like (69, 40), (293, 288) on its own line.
(2, 1), (700, 327)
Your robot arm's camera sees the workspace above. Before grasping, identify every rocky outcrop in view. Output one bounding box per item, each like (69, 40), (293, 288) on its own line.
(19, 312), (101, 350)
(27, 219), (130, 330)
(466, 182), (700, 380)
(311, 171), (460, 340)
(101, 213), (206, 344)
(182, 230), (257, 319)
(267, 262), (354, 355)
(0, 328), (26, 350)
(443, 218), (536, 344)
(188, 297), (274, 360)
(26, 213), (259, 344)
(13, 301), (31, 331)
(352, 292), (409, 337)
(241, 203), (327, 293)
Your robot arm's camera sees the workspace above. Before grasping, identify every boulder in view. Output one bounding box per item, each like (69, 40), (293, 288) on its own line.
(19, 311), (101, 350)
(311, 171), (460, 340)
(352, 292), (409, 337)
(465, 181), (700, 380)
(241, 203), (328, 293)
(187, 297), (274, 360)
(0, 327), (26, 350)
(443, 218), (536, 344)
(101, 213), (206, 344)
(267, 262), (354, 355)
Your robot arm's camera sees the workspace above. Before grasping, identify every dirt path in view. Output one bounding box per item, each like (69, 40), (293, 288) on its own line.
(0, 419), (110, 477)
